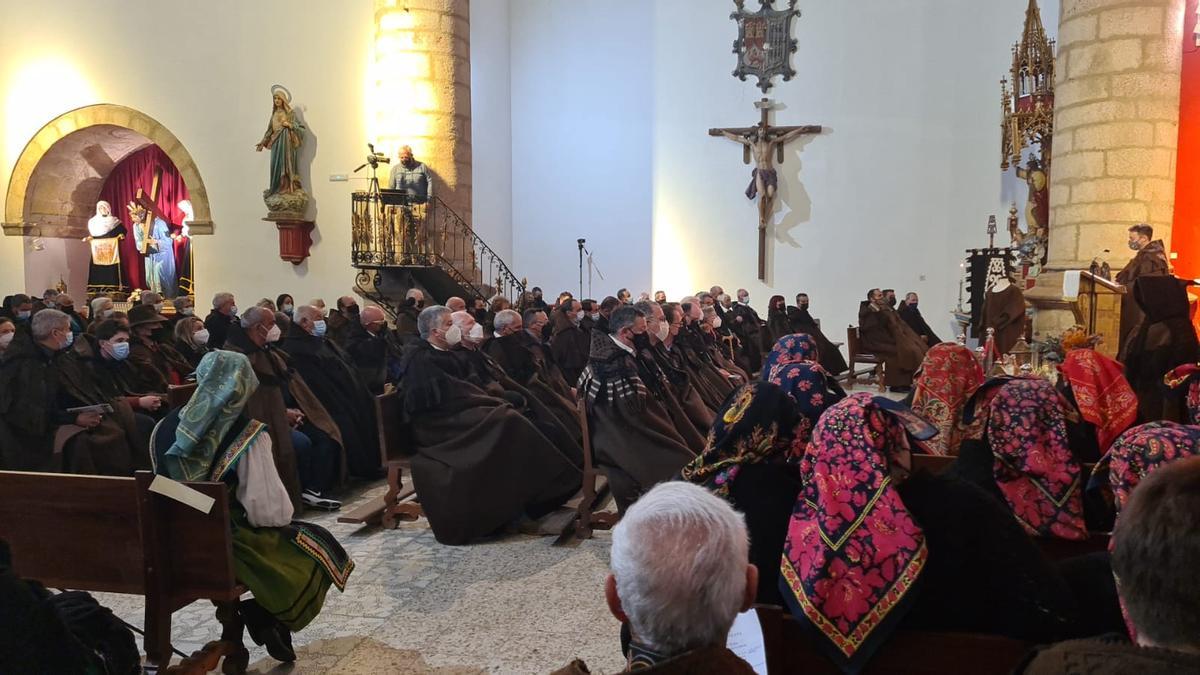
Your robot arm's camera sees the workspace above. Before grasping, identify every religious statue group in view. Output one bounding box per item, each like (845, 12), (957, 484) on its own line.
(85, 198), (192, 299)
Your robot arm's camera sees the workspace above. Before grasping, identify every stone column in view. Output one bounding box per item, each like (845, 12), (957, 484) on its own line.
(373, 0), (474, 273)
(1029, 0), (1184, 335)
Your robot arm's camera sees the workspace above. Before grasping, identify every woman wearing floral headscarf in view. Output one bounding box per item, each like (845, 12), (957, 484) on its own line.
(151, 351), (353, 664)
(783, 393), (1083, 671)
(909, 343), (985, 456)
(957, 377), (1090, 540)
(1058, 342), (1137, 461)
(1094, 421), (1200, 517)
(761, 333), (846, 445)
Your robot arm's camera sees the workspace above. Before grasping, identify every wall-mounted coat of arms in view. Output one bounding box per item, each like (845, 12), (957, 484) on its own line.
(730, 0), (800, 93)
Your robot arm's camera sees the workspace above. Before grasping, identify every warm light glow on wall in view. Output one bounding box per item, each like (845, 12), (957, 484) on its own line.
(4, 58), (96, 172)
(652, 206), (696, 298)
(369, 5), (436, 161)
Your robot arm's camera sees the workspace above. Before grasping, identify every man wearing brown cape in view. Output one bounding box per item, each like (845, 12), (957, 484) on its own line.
(1116, 223), (1169, 355)
(483, 309), (583, 442)
(0, 310), (147, 474)
(786, 292), (848, 375)
(224, 307), (346, 512)
(578, 306), (696, 512)
(858, 288), (928, 392)
(401, 305), (582, 545)
(550, 299), (591, 386)
(633, 300), (714, 449)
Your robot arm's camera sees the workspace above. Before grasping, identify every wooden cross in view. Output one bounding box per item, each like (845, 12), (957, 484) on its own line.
(132, 167), (164, 254)
(709, 97), (822, 280)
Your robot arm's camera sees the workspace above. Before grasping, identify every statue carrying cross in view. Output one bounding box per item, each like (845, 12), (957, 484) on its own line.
(709, 97), (821, 280)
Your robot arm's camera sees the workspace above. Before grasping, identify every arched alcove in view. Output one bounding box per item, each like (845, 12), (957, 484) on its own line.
(3, 104), (213, 237)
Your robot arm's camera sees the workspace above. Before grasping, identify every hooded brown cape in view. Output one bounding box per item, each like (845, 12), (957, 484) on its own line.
(401, 340), (582, 545)
(858, 302), (928, 387)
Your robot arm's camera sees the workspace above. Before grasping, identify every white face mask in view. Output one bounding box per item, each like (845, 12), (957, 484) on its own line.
(444, 324), (462, 346)
(655, 322), (669, 342)
(154, 303), (164, 313)
(181, 307), (195, 316)
(0, 333), (13, 349)
(193, 328), (210, 345)
(468, 323), (484, 340)
(101, 308), (115, 319)
(738, 295), (748, 304)
(590, 312), (600, 321)
(575, 310), (585, 323)
(282, 303), (294, 313)
(711, 316), (723, 329)
(265, 324), (282, 343)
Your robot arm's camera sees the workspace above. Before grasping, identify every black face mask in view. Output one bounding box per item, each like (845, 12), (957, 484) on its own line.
(346, 306), (360, 317)
(799, 303), (809, 311)
(632, 332), (652, 351)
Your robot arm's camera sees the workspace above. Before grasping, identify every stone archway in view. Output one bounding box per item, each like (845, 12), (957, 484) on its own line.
(3, 104), (213, 237)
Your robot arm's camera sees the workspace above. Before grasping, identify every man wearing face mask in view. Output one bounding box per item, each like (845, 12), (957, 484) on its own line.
(631, 301), (712, 452)
(726, 289), (765, 373)
(396, 288), (425, 340)
(785, 293), (848, 376)
(0, 318), (15, 357)
(578, 306), (696, 512)
(225, 307), (346, 512)
(1115, 223), (1169, 354)
(485, 309), (575, 405)
(513, 309), (575, 400)
(282, 305), (382, 480)
(897, 292), (941, 348)
(204, 292), (239, 349)
(169, 296), (196, 332)
(401, 305), (583, 545)
(344, 305), (405, 394)
(327, 296), (360, 347)
(0, 310), (148, 475)
(2, 294), (34, 333)
(595, 297), (620, 334)
(529, 287), (549, 312)
(550, 298), (591, 387)
(674, 298), (738, 409)
(859, 288), (927, 392)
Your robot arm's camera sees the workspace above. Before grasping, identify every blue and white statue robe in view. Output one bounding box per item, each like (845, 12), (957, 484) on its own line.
(135, 217), (177, 297)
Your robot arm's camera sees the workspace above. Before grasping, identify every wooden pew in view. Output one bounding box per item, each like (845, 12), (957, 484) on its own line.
(337, 389), (424, 528)
(0, 470), (250, 674)
(754, 604), (1032, 675)
(909, 454), (1111, 560)
(167, 382), (198, 409)
(845, 325), (886, 392)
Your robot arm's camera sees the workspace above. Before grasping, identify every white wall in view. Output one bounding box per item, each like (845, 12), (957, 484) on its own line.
(487, 0), (1059, 329)
(509, 0), (655, 299)
(471, 0), (514, 266)
(0, 0), (373, 307)
(649, 0), (1058, 337)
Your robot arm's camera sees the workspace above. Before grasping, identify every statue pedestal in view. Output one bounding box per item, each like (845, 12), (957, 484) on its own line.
(263, 216), (314, 265)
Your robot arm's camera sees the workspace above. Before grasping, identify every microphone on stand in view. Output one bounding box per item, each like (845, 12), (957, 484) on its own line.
(577, 238), (586, 298)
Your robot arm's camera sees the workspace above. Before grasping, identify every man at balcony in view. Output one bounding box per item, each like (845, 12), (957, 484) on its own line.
(401, 305), (581, 545)
(389, 145), (432, 204)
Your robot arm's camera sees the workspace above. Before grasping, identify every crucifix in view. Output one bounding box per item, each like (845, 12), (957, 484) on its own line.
(709, 97), (821, 280)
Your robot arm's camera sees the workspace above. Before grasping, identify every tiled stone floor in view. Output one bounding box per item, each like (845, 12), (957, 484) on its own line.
(95, 381), (892, 673)
(96, 482), (625, 674)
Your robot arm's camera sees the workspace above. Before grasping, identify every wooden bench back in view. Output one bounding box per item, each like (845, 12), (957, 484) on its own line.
(0, 470), (238, 602)
(167, 382), (198, 410)
(754, 604), (1031, 675)
(376, 389), (407, 462)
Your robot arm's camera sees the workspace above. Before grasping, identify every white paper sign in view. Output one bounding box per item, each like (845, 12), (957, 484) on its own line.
(148, 474), (215, 514)
(727, 609), (769, 674)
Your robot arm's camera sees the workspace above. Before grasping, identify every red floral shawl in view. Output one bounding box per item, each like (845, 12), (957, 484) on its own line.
(985, 378), (1088, 540)
(780, 393), (927, 672)
(1096, 421), (1200, 513)
(1059, 349), (1137, 453)
(910, 344), (984, 456)
(1164, 363), (1200, 424)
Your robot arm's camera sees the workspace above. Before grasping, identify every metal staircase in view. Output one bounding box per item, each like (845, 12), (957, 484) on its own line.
(350, 193), (525, 317)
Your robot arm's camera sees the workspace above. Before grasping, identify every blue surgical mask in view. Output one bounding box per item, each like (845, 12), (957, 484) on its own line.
(106, 341), (130, 361)
(62, 331), (74, 350)
(17, 310), (30, 320)
(313, 320), (327, 337)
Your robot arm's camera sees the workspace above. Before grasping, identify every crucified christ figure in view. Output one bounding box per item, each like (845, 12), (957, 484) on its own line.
(710, 98), (821, 279)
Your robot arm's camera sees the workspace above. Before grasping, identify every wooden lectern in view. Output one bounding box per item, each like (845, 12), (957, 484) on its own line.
(1070, 271), (1125, 360)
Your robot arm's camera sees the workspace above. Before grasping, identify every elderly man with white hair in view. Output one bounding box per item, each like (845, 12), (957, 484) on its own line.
(224, 306), (346, 511)
(399, 305), (582, 545)
(555, 481), (758, 674)
(396, 287), (426, 339)
(203, 291), (238, 348)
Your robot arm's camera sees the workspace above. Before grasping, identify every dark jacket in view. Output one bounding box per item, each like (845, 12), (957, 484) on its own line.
(1017, 634), (1200, 675)
(203, 309), (236, 349)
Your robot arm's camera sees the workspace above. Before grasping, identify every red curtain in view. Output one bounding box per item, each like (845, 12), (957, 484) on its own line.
(98, 145), (190, 291)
